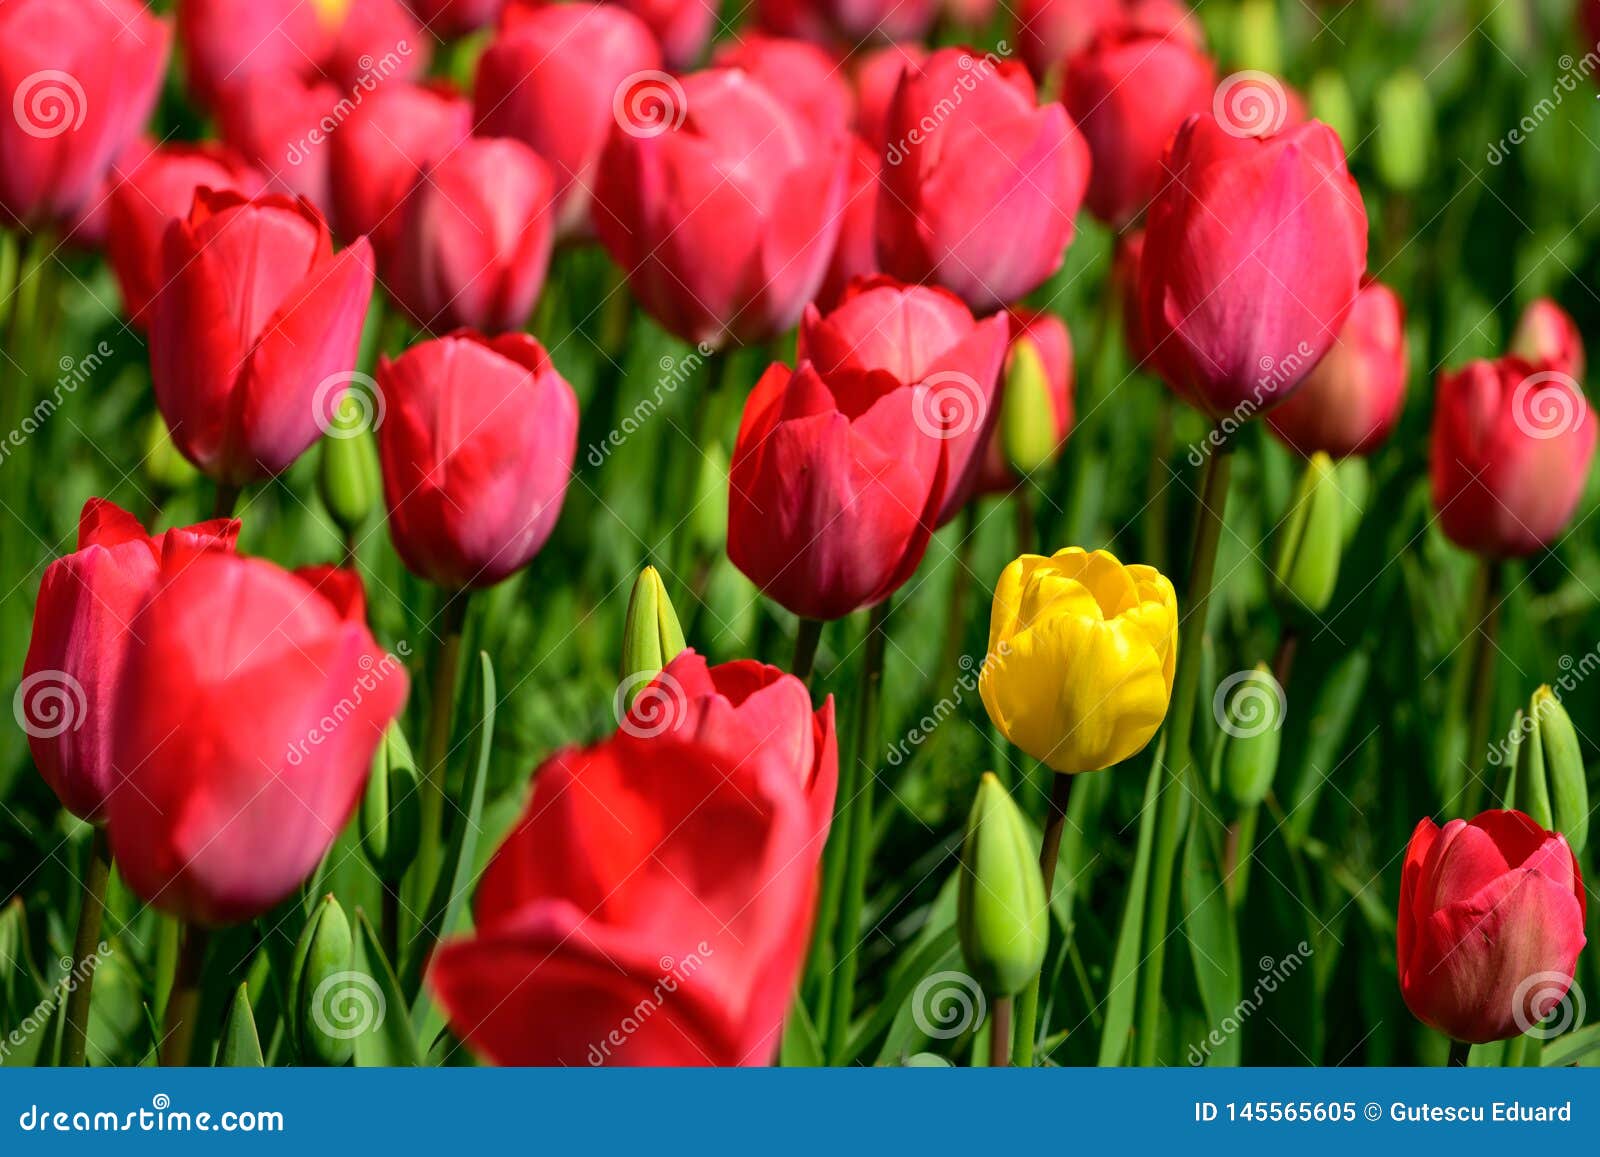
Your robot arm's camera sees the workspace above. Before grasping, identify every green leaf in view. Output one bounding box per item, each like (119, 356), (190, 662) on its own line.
(1097, 743), (1163, 1065)
(1542, 1022), (1600, 1067)
(1182, 818), (1241, 1066)
(216, 983), (264, 1067)
(407, 652), (497, 1032)
(352, 910), (423, 1067)
(779, 997), (825, 1067)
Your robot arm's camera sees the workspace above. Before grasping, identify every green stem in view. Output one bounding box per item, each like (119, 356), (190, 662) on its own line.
(1013, 771), (1075, 1067)
(825, 601), (890, 1063)
(792, 618), (824, 683)
(160, 924), (211, 1067)
(1462, 560), (1503, 815)
(987, 995), (1013, 1067)
(212, 481), (241, 520)
(60, 827), (113, 1067)
(1448, 1039), (1472, 1068)
(1142, 394), (1174, 573)
(1136, 435), (1234, 1067)
(416, 591), (470, 900)
(935, 503), (979, 692)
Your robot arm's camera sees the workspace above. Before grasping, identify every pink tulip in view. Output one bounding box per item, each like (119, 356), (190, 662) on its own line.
(613, 0), (716, 69)
(854, 42), (927, 152)
(713, 35), (855, 140)
(1511, 298), (1585, 380)
(216, 72), (346, 216)
(1016, 0), (1200, 81)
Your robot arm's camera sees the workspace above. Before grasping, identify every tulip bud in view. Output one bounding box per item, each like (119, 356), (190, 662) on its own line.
(1510, 687), (1588, 854)
(1308, 70), (1358, 149)
(957, 773), (1049, 998)
(317, 394), (382, 538)
(143, 412), (200, 493)
(621, 567), (687, 702)
(290, 895), (355, 1067)
(1002, 336), (1058, 476)
(1374, 72), (1432, 193)
(1232, 0), (1283, 73)
(1222, 664), (1284, 808)
(1273, 452), (1344, 615)
(360, 723), (422, 883)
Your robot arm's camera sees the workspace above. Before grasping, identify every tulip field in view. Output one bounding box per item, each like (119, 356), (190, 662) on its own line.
(7, 0), (1600, 1080)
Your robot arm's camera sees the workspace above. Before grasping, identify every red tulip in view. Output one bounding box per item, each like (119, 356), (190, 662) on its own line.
(387, 138), (554, 334)
(60, 135), (156, 251)
(713, 36), (855, 141)
(430, 685), (835, 1065)
(0, 0), (170, 228)
(377, 331), (578, 589)
(293, 563), (369, 622)
(1016, 0), (1199, 81)
(216, 72), (345, 215)
(800, 277), (1009, 523)
(728, 358), (949, 622)
(1266, 282), (1407, 458)
(150, 190), (376, 485)
(943, 0), (997, 29)
(1138, 114), (1367, 420)
(330, 81), (472, 257)
(474, 2), (661, 240)
(324, 0), (429, 90)
(877, 47), (1091, 313)
(177, 0), (334, 109)
(613, 0), (717, 70)
(1399, 811), (1586, 1045)
(1062, 30), (1215, 227)
(107, 143), (266, 329)
(976, 309), (1075, 493)
(757, 0), (935, 42)
(1430, 355), (1596, 558)
(1113, 228), (1152, 368)
(815, 139), (883, 311)
(20, 500), (239, 824)
(406, 0), (504, 36)
(106, 553), (407, 926)
(595, 68), (848, 347)
(854, 41), (927, 151)
(1511, 298), (1585, 380)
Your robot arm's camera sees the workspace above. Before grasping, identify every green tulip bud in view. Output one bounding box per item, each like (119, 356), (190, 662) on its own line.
(1308, 69), (1358, 149)
(1002, 336), (1057, 475)
(1273, 452), (1343, 615)
(621, 566), (687, 704)
(1231, 0), (1282, 74)
(1374, 71), (1432, 194)
(360, 723), (421, 883)
(317, 394), (382, 537)
(957, 773), (1049, 998)
(289, 895), (355, 1066)
(1512, 687), (1588, 853)
(143, 413), (199, 493)
(216, 982), (265, 1066)
(904, 1052), (955, 1067)
(1221, 663), (1284, 808)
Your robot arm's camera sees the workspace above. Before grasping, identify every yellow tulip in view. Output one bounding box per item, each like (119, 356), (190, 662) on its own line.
(978, 547), (1178, 773)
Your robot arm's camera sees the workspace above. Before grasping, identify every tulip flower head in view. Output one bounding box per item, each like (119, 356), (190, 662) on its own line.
(1016, 0), (1202, 82)
(150, 190), (376, 486)
(1138, 113), (1368, 423)
(979, 547), (1177, 773)
(1511, 298), (1585, 380)
(107, 554), (407, 926)
(1430, 355), (1596, 558)
(1399, 810), (1587, 1045)
(21, 499), (239, 823)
